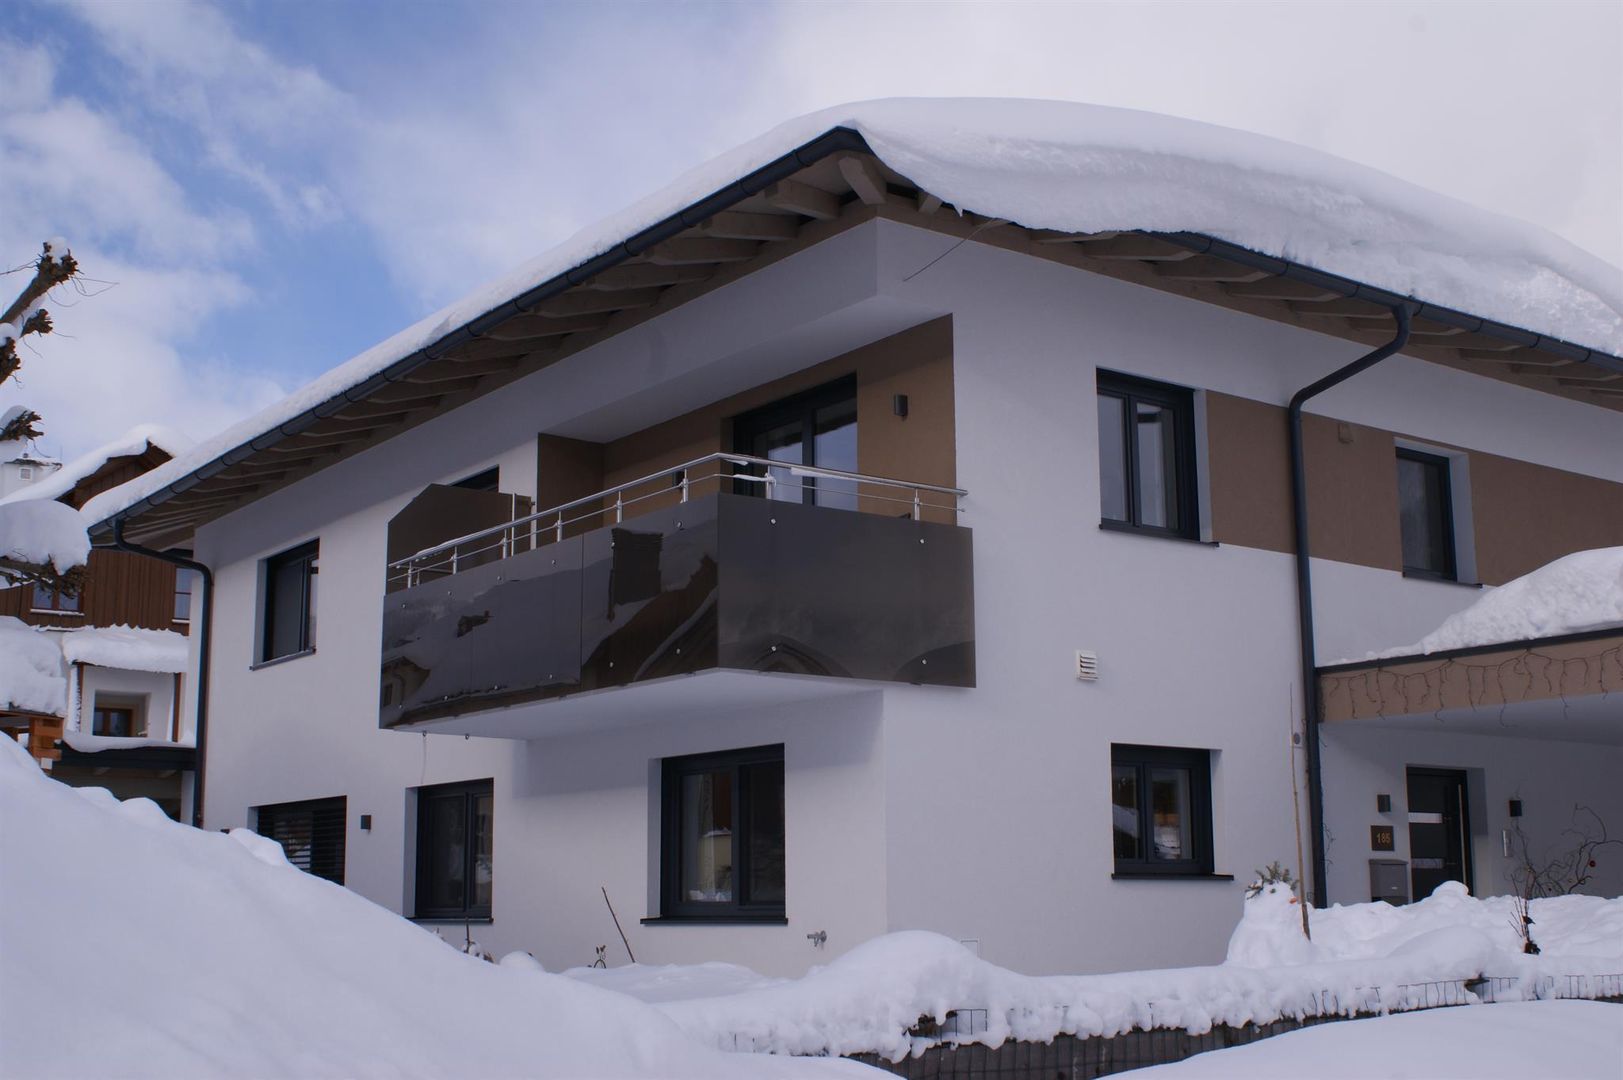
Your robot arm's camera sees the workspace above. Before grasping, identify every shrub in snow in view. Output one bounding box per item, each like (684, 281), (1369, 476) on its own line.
(499, 950), (547, 972)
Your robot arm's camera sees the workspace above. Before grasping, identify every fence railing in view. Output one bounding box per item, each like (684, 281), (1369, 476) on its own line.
(387, 452), (966, 590)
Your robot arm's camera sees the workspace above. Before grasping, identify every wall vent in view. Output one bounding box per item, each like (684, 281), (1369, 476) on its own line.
(1075, 650), (1099, 681)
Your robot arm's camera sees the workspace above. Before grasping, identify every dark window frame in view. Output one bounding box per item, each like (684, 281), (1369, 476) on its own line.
(261, 540), (318, 663)
(660, 744), (786, 920)
(1395, 447), (1458, 581)
(413, 778), (494, 920)
(92, 705), (137, 737)
(173, 567), (196, 623)
(730, 376), (858, 507)
(30, 582), (82, 615)
(451, 466), (500, 493)
(1111, 744), (1215, 877)
(1096, 371), (1199, 540)
(255, 796), (346, 884)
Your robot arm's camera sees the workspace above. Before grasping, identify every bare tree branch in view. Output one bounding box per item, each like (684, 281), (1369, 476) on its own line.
(1, 241), (79, 387)
(0, 407), (43, 443)
(0, 557), (86, 596)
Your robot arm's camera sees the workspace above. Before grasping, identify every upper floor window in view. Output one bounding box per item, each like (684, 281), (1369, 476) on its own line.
(1396, 448), (1457, 580)
(1112, 744), (1214, 876)
(452, 466), (500, 493)
(732, 377), (858, 510)
(661, 744), (785, 920)
(173, 568), (197, 623)
(1097, 372), (1198, 539)
(261, 540), (318, 663)
(255, 796), (346, 884)
(414, 779), (493, 920)
(31, 582), (81, 614)
(18, 466), (33, 481)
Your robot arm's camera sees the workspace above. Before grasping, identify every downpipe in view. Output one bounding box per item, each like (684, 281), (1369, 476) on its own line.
(1291, 305), (1411, 907)
(109, 519), (213, 829)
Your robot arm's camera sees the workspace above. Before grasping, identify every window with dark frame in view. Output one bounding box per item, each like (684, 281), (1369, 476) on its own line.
(661, 745), (785, 920)
(31, 582), (81, 614)
(255, 796), (346, 884)
(414, 779), (493, 920)
(1111, 744), (1214, 876)
(731, 377), (859, 511)
(173, 568), (197, 623)
(1096, 372), (1199, 539)
(261, 540), (318, 662)
(452, 466), (500, 493)
(92, 705), (137, 737)
(1395, 448), (1457, 580)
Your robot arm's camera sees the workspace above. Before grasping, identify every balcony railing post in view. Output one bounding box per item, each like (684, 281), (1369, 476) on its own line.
(555, 512), (564, 543)
(765, 470), (775, 500)
(680, 469), (689, 504)
(615, 489), (623, 524)
(913, 488), (922, 521)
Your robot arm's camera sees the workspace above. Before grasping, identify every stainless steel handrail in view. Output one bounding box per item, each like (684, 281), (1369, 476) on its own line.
(388, 451), (966, 576)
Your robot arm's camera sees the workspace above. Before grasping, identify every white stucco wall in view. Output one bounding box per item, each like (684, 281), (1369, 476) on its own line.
(187, 218), (1621, 978)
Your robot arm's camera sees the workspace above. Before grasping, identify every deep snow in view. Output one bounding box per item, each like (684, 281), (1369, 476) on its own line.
(0, 615), (66, 716)
(83, 97), (1623, 531)
(59, 624), (189, 674)
(0, 735), (867, 1078)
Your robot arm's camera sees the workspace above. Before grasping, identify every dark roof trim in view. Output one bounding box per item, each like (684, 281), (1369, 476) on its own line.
(92, 127), (873, 537)
(1160, 232), (1623, 376)
(1317, 625), (1623, 675)
(56, 743), (197, 771)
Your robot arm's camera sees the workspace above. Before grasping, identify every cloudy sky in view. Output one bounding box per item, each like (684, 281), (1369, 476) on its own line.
(4, 0), (1619, 460)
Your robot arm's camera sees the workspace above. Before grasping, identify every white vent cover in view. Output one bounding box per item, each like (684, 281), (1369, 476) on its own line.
(1075, 650), (1099, 681)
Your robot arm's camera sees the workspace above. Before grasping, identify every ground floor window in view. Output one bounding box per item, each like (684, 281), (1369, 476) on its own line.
(661, 744), (785, 919)
(414, 779), (493, 919)
(255, 796), (346, 884)
(1111, 744), (1214, 875)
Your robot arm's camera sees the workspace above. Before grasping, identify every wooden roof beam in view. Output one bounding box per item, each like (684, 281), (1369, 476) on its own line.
(532, 288), (663, 318)
(1458, 348), (1572, 368)
(1153, 258), (1271, 283)
(481, 313), (611, 343)
(917, 192), (943, 216)
(837, 155), (887, 206)
(1076, 236), (1198, 261)
(699, 212), (800, 242)
(645, 238), (760, 265)
(582, 264), (715, 291)
(1223, 279), (1344, 301)
(762, 179), (840, 220)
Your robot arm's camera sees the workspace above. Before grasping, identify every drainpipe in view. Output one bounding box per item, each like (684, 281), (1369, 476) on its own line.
(109, 519), (213, 829)
(1291, 304), (1410, 908)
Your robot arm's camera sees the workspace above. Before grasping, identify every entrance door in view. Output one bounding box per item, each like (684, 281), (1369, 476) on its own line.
(731, 377), (858, 510)
(1406, 768), (1473, 900)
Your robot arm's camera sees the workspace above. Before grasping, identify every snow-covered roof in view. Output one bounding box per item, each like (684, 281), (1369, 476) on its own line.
(0, 616), (66, 717)
(0, 499), (90, 584)
(82, 98), (1623, 532)
(1366, 546), (1623, 660)
(60, 625), (189, 674)
(0, 423), (190, 509)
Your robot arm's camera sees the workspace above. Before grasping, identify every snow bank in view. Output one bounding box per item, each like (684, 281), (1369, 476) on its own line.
(1372, 546), (1623, 658)
(0, 736), (866, 1078)
(0, 423), (191, 509)
(0, 499), (88, 580)
(567, 960), (788, 1003)
(59, 731), (194, 753)
(0, 616), (64, 716)
(60, 624), (189, 673)
(83, 98), (1622, 532)
(1130, 1000), (1623, 1079)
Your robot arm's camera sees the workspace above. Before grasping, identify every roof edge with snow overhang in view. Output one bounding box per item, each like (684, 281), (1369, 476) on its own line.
(82, 101), (1623, 549)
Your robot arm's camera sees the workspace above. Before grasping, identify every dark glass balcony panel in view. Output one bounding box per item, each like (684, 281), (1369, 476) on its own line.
(380, 492), (974, 732)
(385, 484), (535, 593)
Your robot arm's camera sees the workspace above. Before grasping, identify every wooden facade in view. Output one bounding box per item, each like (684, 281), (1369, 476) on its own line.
(0, 548), (188, 632)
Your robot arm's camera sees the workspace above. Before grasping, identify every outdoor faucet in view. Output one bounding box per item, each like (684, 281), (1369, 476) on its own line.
(806, 930), (827, 948)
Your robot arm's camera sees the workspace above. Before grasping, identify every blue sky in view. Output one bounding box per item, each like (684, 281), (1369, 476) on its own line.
(5, 0), (1619, 460)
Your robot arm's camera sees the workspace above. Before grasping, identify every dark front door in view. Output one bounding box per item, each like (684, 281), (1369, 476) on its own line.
(731, 377), (858, 509)
(1406, 768), (1473, 900)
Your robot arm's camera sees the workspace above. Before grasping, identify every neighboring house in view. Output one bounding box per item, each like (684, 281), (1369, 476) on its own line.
(0, 437), (61, 500)
(0, 426), (198, 818)
(82, 102), (1622, 976)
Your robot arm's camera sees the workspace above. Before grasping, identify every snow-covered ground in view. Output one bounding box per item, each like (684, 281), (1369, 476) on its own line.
(0, 735), (867, 1079)
(1130, 1000), (1623, 1079)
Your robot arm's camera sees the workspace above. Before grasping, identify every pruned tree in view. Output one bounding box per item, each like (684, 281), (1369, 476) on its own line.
(0, 240), (88, 595)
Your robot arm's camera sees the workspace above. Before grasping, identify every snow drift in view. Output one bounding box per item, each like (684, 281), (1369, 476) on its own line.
(0, 615), (66, 716)
(0, 736), (865, 1078)
(84, 97), (1623, 531)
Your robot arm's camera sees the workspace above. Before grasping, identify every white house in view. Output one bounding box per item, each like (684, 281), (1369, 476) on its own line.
(83, 101), (1623, 977)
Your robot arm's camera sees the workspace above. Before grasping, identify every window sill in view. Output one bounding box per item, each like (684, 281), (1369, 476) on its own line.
(1112, 872), (1235, 881)
(640, 915), (789, 926)
(30, 609), (85, 617)
(1098, 521), (1218, 547)
(410, 916), (493, 925)
(251, 648), (316, 671)
(1401, 569), (1481, 589)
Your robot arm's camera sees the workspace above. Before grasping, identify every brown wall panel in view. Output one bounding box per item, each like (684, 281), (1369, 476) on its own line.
(1470, 456), (1623, 583)
(0, 549), (182, 631)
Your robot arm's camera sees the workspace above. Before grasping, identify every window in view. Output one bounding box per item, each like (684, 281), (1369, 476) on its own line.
(261, 540), (317, 662)
(452, 466), (500, 493)
(661, 745), (785, 919)
(414, 779), (493, 919)
(1097, 372), (1198, 538)
(91, 694), (146, 737)
(173, 568), (197, 623)
(18, 466), (32, 481)
(255, 797), (346, 884)
(1396, 448), (1456, 580)
(30, 582), (80, 614)
(1111, 744), (1214, 876)
(731, 377), (858, 510)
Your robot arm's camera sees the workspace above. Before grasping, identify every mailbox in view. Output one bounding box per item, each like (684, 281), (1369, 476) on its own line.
(1370, 858), (1409, 905)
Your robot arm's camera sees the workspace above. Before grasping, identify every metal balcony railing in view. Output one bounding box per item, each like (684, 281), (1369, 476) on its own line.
(387, 453), (966, 590)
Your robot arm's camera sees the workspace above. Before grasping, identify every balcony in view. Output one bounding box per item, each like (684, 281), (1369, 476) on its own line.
(380, 455), (973, 736)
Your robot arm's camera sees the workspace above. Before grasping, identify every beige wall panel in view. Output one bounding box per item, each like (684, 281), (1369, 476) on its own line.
(1470, 454), (1623, 584)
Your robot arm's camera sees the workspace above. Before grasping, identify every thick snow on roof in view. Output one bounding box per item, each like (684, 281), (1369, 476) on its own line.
(0, 617), (65, 717)
(1371, 546), (1623, 659)
(60, 625), (188, 674)
(0, 736), (863, 1079)
(83, 98), (1623, 529)
(0, 499), (88, 582)
(0, 423), (191, 509)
